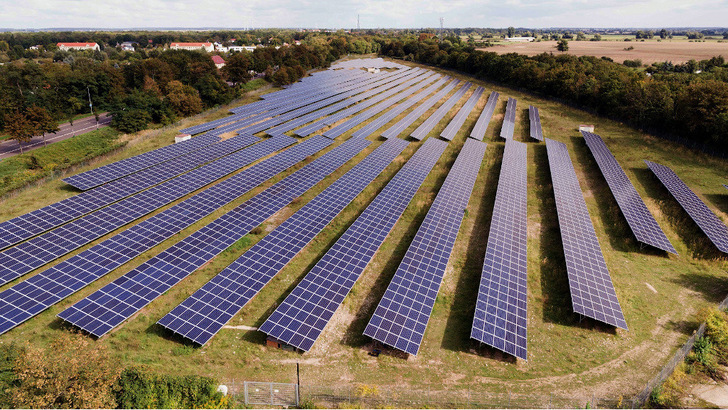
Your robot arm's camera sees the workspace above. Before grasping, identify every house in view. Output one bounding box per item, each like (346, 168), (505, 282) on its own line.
(169, 42), (214, 52)
(504, 37), (535, 42)
(119, 41), (135, 51)
(29, 45), (42, 50)
(212, 55), (226, 69)
(57, 42), (100, 51)
(228, 45), (258, 52)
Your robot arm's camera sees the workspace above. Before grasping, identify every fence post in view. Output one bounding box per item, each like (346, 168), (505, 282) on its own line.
(244, 381), (249, 406)
(270, 382), (274, 405)
(295, 383), (300, 407)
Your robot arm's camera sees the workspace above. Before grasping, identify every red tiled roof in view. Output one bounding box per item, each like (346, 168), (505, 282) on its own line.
(57, 43), (97, 47)
(211, 55), (225, 64)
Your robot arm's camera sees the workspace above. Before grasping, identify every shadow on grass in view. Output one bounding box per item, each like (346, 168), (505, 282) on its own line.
(439, 143), (503, 355)
(672, 270), (728, 305)
(706, 193), (728, 216)
(632, 167), (722, 260)
(145, 323), (204, 348)
(519, 107), (531, 143)
(341, 137), (461, 350)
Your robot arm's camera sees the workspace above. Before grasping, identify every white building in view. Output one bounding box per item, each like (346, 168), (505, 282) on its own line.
(119, 41), (135, 51)
(504, 37), (536, 42)
(57, 42), (100, 51)
(170, 42), (214, 52)
(227, 45), (258, 52)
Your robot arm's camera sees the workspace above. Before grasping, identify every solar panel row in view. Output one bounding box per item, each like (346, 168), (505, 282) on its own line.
(323, 74), (442, 139)
(381, 79), (461, 139)
(351, 77), (451, 139)
(500, 97), (517, 140)
(645, 160), (728, 254)
(471, 140), (528, 360)
(159, 138), (410, 346)
(440, 86), (485, 141)
(545, 138), (628, 330)
(469, 91), (500, 141)
(0, 136), (299, 286)
(261, 137), (449, 351)
(528, 105), (543, 141)
(410, 82), (472, 141)
(364, 138), (487, 355)
(62, 133), (222, 191)
(0, 136), (331, 336)
(59, 137), (372, 337)
(0, 134), (261, 251)
(582, 132), (676, 254)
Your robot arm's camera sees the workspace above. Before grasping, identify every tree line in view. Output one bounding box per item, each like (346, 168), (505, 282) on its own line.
(378, 36), (728, 153)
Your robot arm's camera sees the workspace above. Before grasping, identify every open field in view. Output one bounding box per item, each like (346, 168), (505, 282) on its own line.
(0, 57), (728, 407)
(481, 40), (728, 64)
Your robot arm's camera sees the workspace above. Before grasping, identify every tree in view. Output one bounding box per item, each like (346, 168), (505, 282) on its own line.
(26, 106), (58, 147)
(3, 111), (34, 154)
(556, 39), (569, 52)
(10, 332), (121, 408)
(221, 52), (253, 84)
(507, 26), (515, 38)
(591, 34), (602, 41)
(111, 109), (152, 133)
(165, 80), (203, 117)
(660, 29), (669, 39)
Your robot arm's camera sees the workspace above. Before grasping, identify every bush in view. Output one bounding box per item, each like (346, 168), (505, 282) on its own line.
(623, 59), (643, 67)
(114, 367), (224, 409)
(112, 109), (152, 133)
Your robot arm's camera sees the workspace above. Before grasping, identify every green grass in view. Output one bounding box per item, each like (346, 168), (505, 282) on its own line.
(0, 59), (727, 407)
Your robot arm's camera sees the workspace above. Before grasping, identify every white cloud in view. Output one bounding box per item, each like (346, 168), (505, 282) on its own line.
(0, 0), (726, 28)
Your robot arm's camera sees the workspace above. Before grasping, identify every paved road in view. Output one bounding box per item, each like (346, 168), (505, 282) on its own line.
(0, 113), (112, 159)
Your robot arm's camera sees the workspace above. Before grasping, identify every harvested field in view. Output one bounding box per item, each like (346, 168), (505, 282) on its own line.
(481, 40), (728, 64)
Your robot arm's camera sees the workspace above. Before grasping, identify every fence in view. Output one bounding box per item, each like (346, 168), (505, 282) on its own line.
(223, 380), (635, 408)
(632, 292), (728, 407)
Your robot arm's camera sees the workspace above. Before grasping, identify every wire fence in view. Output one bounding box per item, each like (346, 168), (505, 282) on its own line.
(632, 292), (728, 406)
(222, 380), (639, 409)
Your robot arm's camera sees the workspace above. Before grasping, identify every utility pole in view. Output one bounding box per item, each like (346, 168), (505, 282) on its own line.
(439, 17), (444, 40)
(87, 86), (97, 129)
(357, 14), (360, 31)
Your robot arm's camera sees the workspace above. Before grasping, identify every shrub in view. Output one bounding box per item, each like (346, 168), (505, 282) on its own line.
(623, 59), (643, 67)
(114, 367), (224, 409)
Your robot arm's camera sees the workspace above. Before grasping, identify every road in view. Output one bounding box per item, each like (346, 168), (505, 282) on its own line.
(0, 113), (112, 159)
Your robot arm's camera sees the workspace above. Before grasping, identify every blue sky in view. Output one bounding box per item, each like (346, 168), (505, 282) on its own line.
(1, 0), (727, 29)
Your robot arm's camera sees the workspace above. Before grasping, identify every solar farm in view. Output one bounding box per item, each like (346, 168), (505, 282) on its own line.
(1, 56), (727, 401)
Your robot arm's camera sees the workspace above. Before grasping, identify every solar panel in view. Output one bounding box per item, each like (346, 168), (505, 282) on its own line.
(500, 97), (517, 140)
(59, 137), (373, 337)
(439, 86), (485, 141)
(645, 160), (728, 254)
(0, 134), (261, 251)
(158, 138), (410, 346)
(381, 79), (461, 139)
(410, 82), (472, 140)
(470, 140), (528, 360)
(259, 138), (450, 351)
(63, 133), (221, 190)
(545, 138), (628, 329)
(0, 135), (297, 286)
(469, 92), (500, 141)
(0, 136), (331, 336)
(528, 105), (543, 141)
(364, 138), (487, 355)
(351, 77), (451, 139)
(582, 132), (676, 254)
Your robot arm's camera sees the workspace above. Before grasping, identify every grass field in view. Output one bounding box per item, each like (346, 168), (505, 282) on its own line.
(481, 40), (728, 64)
(0, 58), (727, 407)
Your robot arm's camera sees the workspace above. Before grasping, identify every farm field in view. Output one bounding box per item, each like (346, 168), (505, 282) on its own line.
(0, 56), (727, 407)
(480, 40), (728, 64)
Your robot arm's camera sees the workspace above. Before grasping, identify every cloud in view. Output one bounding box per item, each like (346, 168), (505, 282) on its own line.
(0, 0), (726, 28)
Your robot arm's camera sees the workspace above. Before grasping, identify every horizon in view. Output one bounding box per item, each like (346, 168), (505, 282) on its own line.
(2, 0), (727, 31)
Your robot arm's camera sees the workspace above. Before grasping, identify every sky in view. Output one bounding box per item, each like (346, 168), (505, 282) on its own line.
(1, 0), (727, 29)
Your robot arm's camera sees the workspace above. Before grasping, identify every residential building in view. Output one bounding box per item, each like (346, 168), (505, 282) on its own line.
(119, 41), (136, 51)
(212, 55), (226, 69)
(57, 42), (100, 51)
(169, 42), (214, 52)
